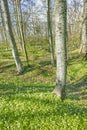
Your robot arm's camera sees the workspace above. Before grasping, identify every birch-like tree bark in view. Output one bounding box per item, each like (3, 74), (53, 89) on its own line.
(53, 0), (67, 100)
(46, 0), (55, 65)
(12, 0), (23, 50)
(1, 0), (23, 74)
(0, 4), (9, 49)
(14, 0), (29, 65)
(80, 0), (87, 59)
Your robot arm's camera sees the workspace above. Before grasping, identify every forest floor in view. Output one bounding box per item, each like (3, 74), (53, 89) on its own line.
(0, 38), (87, 130)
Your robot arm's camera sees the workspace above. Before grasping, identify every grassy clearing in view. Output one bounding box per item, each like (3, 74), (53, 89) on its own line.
(0, 39), (87, 130)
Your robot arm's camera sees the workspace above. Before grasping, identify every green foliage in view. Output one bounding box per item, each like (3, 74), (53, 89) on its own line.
(0, 39), (87, 130)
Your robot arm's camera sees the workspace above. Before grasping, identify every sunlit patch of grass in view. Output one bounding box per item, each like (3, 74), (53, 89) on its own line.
(67, 56), (87, 83)
(0, 87), (87, 129)
(0, 40), (87, 129)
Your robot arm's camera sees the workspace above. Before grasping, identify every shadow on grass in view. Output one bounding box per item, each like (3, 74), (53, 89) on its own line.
(67, 55), (87, 66)
(68, 54), (80, 62)
(67, 75), (87, 100)
(22, 60), (55, 75)
(39, 60), (53, 66)
(0, 63), (15, 73)
(0, 83), (54, 97)
(0, 75), (87, 100)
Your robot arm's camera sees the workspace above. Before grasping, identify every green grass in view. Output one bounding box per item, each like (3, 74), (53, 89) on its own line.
(0, 38), (87, 130)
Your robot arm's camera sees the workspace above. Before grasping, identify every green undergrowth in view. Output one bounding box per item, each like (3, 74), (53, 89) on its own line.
(0, 38), (87, 130)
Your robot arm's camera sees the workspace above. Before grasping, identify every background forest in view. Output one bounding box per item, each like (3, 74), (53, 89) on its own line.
(0, 0), (87, 129)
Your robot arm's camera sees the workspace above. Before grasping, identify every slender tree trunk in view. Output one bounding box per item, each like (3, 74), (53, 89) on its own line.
(1, 0), (23, 74)
(80, 0), (87, 59)
(46, 0), (55, 65)
(0, 5), (8, 49)
(13, 0), (23, 50)
(15, 0), (29, 65)
(53, 0), (67, 100)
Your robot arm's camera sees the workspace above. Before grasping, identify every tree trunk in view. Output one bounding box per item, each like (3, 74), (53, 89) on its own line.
(0, 5), (8, 49)
(12, 0), (23, 50)
(1, 0), (23, 74)
(46, 0), (55, 65)
(80, 0), (87, 59)
(53, 0), (67, 100)
(15, 0), (29, 65)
